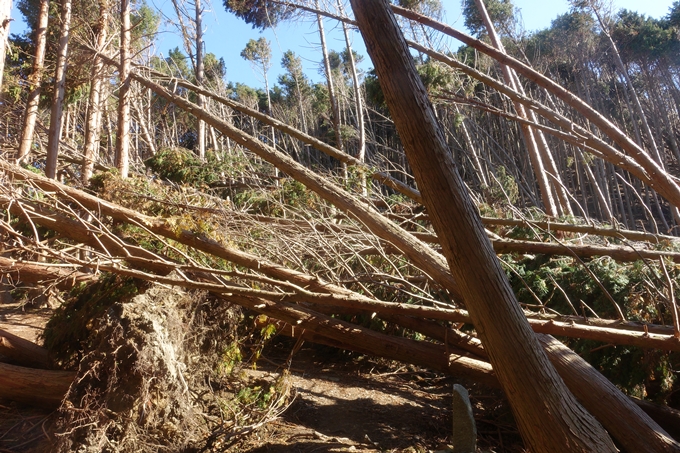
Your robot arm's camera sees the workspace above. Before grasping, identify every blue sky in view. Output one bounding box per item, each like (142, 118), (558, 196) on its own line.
(10, 0), (677, 89)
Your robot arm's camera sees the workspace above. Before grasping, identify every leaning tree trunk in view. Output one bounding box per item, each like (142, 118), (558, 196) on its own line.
(195, 0), (205, 159)
(82, 0), (109, 183)
(472, 0), (565, 216)
(45, 0), (72, 180)
(17, 0), (49, 164)
(116, 0), (131, 178)
(348, 1), (617, 451)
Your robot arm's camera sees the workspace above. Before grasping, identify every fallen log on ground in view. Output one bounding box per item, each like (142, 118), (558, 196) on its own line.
(633, 398), (680, 441)
(4, 162), (680, 446)
(0, 256), (94, 290)
(0, 362), (74, 408)
(222, 293), (499, 387)
(6, 162), (680, 350)
(0, 328), (51, 369)
(0, 196), (174, 275)
(367, 233), (680, 264)
(122, 74), (470, 303)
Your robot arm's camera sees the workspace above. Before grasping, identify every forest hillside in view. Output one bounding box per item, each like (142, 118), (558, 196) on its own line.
(1, 0), (680, 451)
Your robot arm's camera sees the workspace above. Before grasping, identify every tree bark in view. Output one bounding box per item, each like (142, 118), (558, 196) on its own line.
(116, 0), (131, 178)
(539, 334), (680, 452)
(45, 0), (72, 180)
(17, 0), (49, 164)
(0, 328), (51, 369)
(348, 1), (617, 451)
(0, 362), (74, 408)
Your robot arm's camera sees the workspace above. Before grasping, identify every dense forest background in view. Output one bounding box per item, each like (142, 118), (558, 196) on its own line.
(2, 0), (680, 451)
(5, 0), (680, 233)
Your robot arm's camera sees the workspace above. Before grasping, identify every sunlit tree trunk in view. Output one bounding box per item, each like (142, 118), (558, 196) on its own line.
(337, 0), (367, 193)
(315, 0), (343, 158)
(45, 0), (72, 180)
(348, 1), (617, 451)
(17, 0), (49, 164)
(82, 0), (109, 183)
(116, 0), (131, 178)
(195, 0), (206, 159)
(0, 0), (10, 90)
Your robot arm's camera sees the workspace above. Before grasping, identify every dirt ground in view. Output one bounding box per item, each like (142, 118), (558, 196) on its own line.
(229, 339), (524, 453)
(0, 302), (524, 453)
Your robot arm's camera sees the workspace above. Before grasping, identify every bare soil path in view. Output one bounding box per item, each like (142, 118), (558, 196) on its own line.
(230, 339), (523, 453)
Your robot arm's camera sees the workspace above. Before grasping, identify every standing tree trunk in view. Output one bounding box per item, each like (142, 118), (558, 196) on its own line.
(45, 0), (72, 180)
(0, 0), (10, 90)
(195, 0), (206, 159)
(82, 0), (109, 183)
(337, 0), (367, 194)
(116, 0), (131, 178)
(315, 0), (343, 156)
(17, 0), (49, 164)
(348, 1), (617, 451)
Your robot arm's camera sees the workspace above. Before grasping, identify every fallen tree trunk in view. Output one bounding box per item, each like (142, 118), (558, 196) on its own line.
(5, 180), (678, 346)
(4, 187), (680, 351)
(264, 311), (679, 451)
(0, 328), (51, 369)
(0, 362), (74, 408)
(156, 71), (423, 204)
(408, 232), (680, 263)
(389, 213), (679, 245)
(224, 293), (499, 387)
(491, 238), (680, 263)
(633, 398), (680, 442)
(82, 45), (422, 205)
(126, 73), (466, 303)
(539, 334), (680, 452)
(0, 256), (94, 290)
(480, 217), (679, 244)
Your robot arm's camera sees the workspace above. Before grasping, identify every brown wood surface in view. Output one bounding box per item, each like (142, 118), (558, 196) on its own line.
(348, 1), (616, 451)
(540, 334), (680, 452)
(0, 362), (74, 408)
(0, 328), (50, 369)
